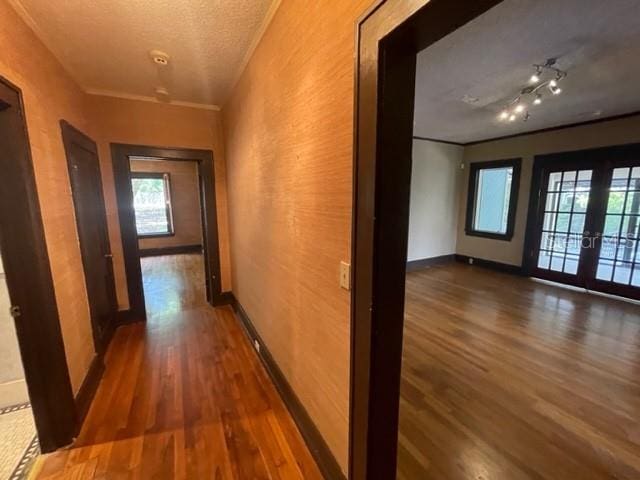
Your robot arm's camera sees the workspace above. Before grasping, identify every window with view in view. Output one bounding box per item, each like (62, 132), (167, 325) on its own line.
(465, 158), (521, 240)
(131, 173), (174, 236)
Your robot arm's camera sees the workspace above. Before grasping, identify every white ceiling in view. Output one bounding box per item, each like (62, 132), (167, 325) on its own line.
(10, 0), (278, 108)
(414, 0), (640, 144)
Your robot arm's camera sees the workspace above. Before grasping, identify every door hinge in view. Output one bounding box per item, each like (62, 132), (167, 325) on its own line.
(10, 305), (21, 318)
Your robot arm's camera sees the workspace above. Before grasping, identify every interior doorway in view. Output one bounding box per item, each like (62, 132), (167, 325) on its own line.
(61, 122), (118, 356)
(112, 144), (224, 321)
(0, 77), (78, 475)
(0, 251), (39, 479)
(351, 0), (640, 478)
(129, 157), (207, 317)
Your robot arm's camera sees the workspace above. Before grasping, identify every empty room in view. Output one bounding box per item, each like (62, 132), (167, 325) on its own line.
(2, 0), (640, 479)
(396, 1), (640, 478)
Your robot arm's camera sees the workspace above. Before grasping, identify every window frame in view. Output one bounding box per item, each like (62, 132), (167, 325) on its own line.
(130, 172), (175, 238)
(465, 158), (521, 241)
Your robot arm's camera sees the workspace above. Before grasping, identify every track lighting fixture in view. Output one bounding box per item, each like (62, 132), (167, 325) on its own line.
(497, 58), (567, 124)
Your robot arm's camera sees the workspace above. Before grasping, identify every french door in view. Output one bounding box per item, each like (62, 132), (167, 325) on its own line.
(526, 143), (640, 300)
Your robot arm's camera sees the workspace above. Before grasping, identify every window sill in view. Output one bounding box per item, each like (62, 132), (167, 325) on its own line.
(137, 232), (175, 239)
(465, 230), (513, 241)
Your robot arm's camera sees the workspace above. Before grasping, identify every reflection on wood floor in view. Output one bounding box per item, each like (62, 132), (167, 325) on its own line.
(38, 254), (322, 479)
(141, 253), (207, 317)
(398, 262), (640, 480)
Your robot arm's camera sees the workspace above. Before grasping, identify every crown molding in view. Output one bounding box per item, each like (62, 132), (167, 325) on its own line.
(8, 0), (81, 85)
(84, 89), (221, 111)
(225, 0), (282, 103)
(9, 0), (278, 112)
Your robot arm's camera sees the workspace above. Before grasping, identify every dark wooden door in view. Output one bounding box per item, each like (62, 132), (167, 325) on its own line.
(528, 161), (597, 287)
(526, 143), (640, 300)
(61, 121), (117, 352)
(0, 78), (78, 451)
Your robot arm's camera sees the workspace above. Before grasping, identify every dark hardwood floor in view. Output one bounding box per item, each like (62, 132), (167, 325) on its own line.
(38, 254), (322, 479)
(397, 262), (640, 480)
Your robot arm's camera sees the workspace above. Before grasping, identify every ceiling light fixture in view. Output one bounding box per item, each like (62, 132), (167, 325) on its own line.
(497, 58), (567, 124)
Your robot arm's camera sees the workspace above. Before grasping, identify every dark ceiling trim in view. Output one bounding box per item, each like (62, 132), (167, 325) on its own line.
(464, 110), (640, 147)
(412, 135), (464, 146)
(414, 111), (640, 148)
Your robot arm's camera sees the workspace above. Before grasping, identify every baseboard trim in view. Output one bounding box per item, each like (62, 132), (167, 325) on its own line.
(406, 254), (455, 272)
(211, 291), (234, 306)
(229, 295), (346, 480)
(139, 244), (203, 257)
(75, 308), (129, 432)
(74, 354), (104, 429)
(115, 309), (140, 325)
(455, 254), (523, 275)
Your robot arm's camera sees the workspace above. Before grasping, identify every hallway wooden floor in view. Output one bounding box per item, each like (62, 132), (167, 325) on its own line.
(397, 262), (640, 480)
(140, 253), (207, 317)
(38, 254), (322, 479)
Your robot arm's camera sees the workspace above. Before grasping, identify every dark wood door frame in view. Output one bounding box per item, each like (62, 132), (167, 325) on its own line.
(350, 1), (505, 478)
(61, 121), (119, 354)
(111, 144), (223, 320)
(523, 143), (640, 301)
(0, 76), (78, 452)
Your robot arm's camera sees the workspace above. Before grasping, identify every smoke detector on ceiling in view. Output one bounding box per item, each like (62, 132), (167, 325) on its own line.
(149, 50), (170, 67)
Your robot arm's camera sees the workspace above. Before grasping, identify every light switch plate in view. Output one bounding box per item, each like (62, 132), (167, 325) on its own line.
(340, 261), (351, 290)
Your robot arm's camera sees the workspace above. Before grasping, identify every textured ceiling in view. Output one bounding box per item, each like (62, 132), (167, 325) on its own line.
(414, 0), (640, 144)
(10, 0), (276, 107)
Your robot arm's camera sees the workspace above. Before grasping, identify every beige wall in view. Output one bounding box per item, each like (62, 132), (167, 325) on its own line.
(457, 115), (640, 266)
(222, 0), (371, 472)
(408, 139), (463, 261)
(0, 0), (96, 393)
(130, 159), (202, 250)
(86, 95), (232, 309)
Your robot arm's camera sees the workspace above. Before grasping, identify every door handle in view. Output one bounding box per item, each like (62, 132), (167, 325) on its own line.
(104, 254), (113, 259)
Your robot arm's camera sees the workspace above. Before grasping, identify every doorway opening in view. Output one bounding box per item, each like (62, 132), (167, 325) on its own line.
(112, 144), (224, 322)
(0, 254), (39, 479)
(351, 0), (640, 478)
(1, 77), (77, 477)
(129, 157), (207, 317)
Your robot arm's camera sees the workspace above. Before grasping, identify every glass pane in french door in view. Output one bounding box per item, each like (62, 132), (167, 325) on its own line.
(537, 169), (593, 275)
(596, 167), (640, 286)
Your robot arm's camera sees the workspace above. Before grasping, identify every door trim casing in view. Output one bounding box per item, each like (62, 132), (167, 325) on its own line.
(350, 1), (505, 478)
(0, 76), (78, 452)
(523, 142), (640, 300)
(60, 121), (119, 354)
(111, 143), (223, 319)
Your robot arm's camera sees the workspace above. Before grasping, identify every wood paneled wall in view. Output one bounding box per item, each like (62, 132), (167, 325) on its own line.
(130, 159), (203, 250)
(86, 96), (232, 309)
(0, 0), (95, 393)
(223, 0), (372, 472)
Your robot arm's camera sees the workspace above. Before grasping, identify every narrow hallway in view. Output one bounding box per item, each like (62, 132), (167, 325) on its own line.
(37, 255), (322, 479)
